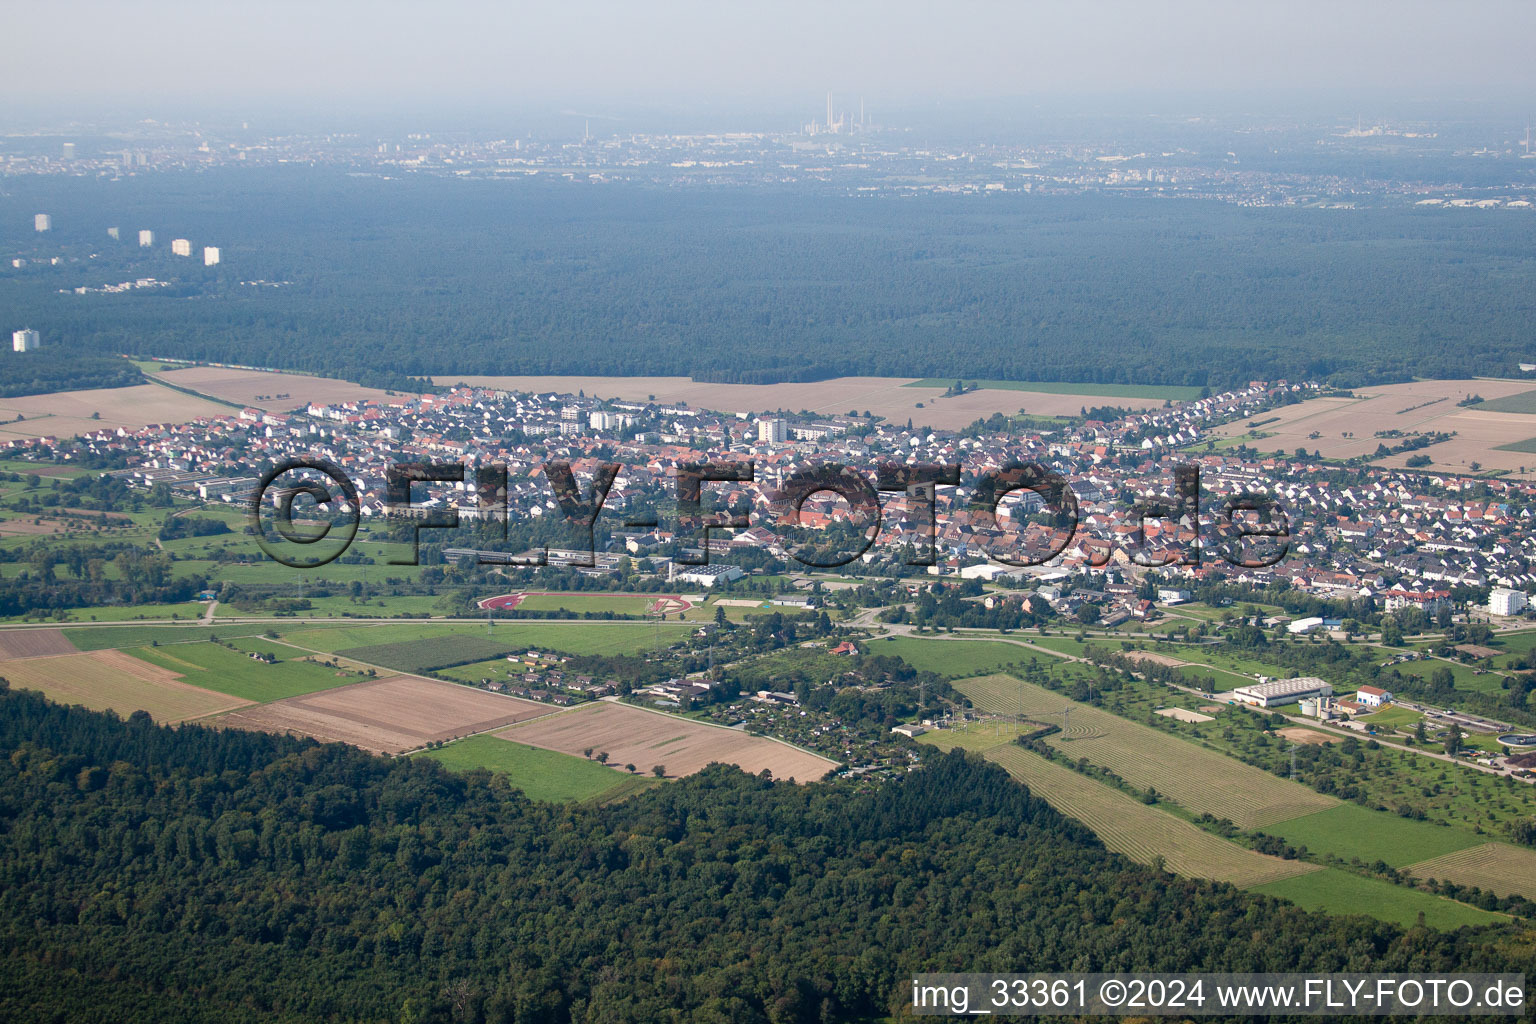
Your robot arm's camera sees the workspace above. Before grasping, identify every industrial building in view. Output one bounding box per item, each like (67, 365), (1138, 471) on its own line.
(671, 564), (745, 587)
(1233, 677), (1333, 708)
(1355, 684), (1392, 708)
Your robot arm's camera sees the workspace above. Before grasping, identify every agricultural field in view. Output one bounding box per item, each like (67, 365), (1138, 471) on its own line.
(1479, 389), (1536, 415)
(445, 374), (1169, 431)
(0, 381), (232, 442)
(285, 620), (683, 658)
(981, 742), (1321, 888)
(0, 627), (76, 660)
(215, 675), (552, 754)
(955, 673), (1338, 828)
(418, 733), (653, 802)
(63, 623), (273, 651)
(1207, 378), (1536, 478)
(1404, 843), (1536, 901)
(1250, 868), (1506, 930)
(903, 378), (1202, 401)
(499, 701), (837, 781)
(1255, 803), (1483, 868)
(147, 365), (398, 412)
(127, 640), (368, 703)
(0, 649), (251, 723)
(335, 635), (538, 674)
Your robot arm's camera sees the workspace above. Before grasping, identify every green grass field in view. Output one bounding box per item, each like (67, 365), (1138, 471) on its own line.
(979, 742), (1321, 888)
(33, 601), (210, 624)
(1250, 868), (1505, 929)
(1358, 706), (1423, 731)
(870, 635), (1041, 677)
(1256, 803), (1483, 867)
(956, 673), (1338, 828)
(417, 734), (653, 802)
(902, 378), (1202, 401)
(284, 621), (683, 658)
(337, 635), (535, 673)
(127, 641), (366, 703)
(1388, 656), (1508, 695)
(63, 624), (271, 650)
(1480, 390), (1536, 415)
(513, 593), (663, 615)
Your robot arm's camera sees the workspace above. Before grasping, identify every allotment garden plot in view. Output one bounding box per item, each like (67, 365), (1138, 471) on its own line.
(956, 674), (1337, 828)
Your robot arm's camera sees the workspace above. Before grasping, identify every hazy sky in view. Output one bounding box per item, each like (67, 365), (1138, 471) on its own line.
(5, 1), (1535, 117)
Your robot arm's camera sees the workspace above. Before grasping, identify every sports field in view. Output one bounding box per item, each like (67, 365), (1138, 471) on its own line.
(983, 743), (1321, 888)
(1250, 868), (1506, 930)
(499, 701), (837, 781)
(1256, 803), (1483, 867)
(955, 674), (1338, 828)
(0, 649), (252, 723)
(477, 591), (691, 615)
(1404, 843), (1536, 901)
(216, 674), (553, 754)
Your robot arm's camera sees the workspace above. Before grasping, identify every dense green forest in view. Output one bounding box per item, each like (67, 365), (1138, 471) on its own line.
(3, 170), (1535, 392)
(0, 350), (140, 398)
(0, 685), (1530, 1023)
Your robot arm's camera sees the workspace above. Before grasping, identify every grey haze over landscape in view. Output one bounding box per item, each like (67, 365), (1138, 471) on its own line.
(3, 0), (1535, 122)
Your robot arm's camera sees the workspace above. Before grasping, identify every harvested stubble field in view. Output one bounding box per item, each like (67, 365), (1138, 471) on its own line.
(0, 649), (252, 723)
(443, 375), (1166, 432)
(149, 366), (398, 411)
(1277, 726), (1338, 745)
(1209, 378), (1536, 477)
(215, 675), (552, 754)
(984, 744), (1321, 888)
(0, 383), (230, 442)
(1405, 843), (1536, 901)
(498, 701), (837, 782)
(0, 628), (77, 661)
(955, 674), (1338, 828)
